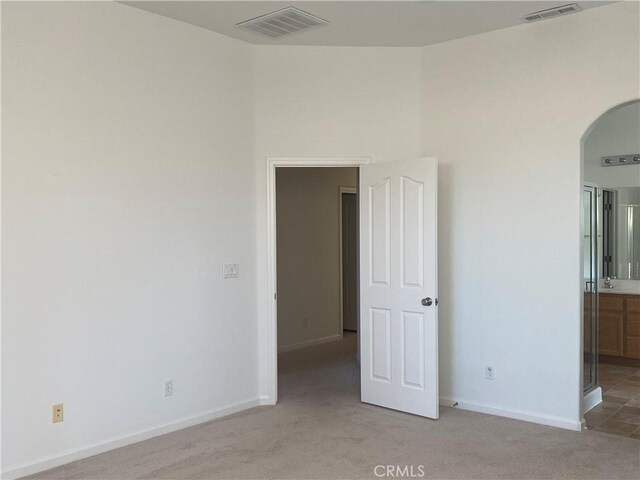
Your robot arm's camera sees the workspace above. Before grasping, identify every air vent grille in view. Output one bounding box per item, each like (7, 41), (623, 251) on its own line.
(521, 3), (582, 23)
(236, 7), (329, 38)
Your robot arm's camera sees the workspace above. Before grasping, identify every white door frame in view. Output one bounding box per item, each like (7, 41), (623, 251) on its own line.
(265, 157), (371, 403)
(339, 186), (358, 334)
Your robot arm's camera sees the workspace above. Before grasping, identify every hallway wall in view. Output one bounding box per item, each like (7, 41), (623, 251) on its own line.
(275, 168), (357, 352)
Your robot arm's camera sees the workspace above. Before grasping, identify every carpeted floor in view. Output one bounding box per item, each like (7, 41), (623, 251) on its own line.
(28, 333), (640, 479)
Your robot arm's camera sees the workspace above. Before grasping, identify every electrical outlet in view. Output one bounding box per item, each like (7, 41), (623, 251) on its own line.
(485, 365), (496, 381)
(52, 403), (64, 423)
(163, 380), (173, 397)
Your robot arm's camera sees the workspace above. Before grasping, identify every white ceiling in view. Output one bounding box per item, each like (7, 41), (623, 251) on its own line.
(121, 1), (614, 47)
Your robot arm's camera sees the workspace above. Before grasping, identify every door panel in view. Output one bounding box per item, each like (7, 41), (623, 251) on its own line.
(401, 176), (424, 288)
(626, 337), (640, 359)
(370, 179), (391, 286)
(402, 312), (424, 389)
(371, 308), (392, 381)
(360, 158), (438, 419)
(600, 295), (624, 312)
(627, 297), (640, 313)
(598, 312), (624, 356)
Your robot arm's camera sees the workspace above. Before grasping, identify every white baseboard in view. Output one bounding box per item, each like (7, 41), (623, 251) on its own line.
(258, 395), (276, 406)
(278, 334), (342, 353)
(1, 397), (262, 480)
(439, 397), (582, 431)
(583, 386), (603, 414)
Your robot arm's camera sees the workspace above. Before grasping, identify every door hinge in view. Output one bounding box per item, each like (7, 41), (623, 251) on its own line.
(274, 293), (277, 300)
(435, 298), (439, 306)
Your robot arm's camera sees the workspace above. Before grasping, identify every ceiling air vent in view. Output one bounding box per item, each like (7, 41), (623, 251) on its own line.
(236, 7), (329, 38)
(521, 3), (582, 23)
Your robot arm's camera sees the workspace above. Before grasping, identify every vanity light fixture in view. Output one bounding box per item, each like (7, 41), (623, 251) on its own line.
(601, 154), (640, 167)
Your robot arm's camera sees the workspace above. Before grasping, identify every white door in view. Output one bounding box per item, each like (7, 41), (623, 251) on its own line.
(359, 157), (438, 418)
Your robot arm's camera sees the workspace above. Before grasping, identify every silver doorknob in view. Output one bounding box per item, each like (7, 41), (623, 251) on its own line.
(421, 297), (433, 306)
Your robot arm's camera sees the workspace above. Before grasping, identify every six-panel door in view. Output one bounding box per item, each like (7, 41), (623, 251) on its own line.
(359, 158), (438, 418)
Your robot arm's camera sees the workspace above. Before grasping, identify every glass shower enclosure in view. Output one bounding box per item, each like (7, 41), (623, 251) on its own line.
(583, 185), (598, 393)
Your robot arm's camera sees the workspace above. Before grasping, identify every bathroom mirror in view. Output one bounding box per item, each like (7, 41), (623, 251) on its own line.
(602, 186), (640, 280)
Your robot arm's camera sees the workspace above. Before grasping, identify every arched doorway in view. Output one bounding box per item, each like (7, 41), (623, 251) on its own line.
(581, 99), (640, 437)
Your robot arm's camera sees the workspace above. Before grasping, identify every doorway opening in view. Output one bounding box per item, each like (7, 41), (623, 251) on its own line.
(581, 99), (640, 438)
(274, 166), (360, 402)
(264, 157), (369, 404)
(265, 156), (439, 419)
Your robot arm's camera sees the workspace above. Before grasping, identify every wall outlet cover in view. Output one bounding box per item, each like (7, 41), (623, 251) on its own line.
(163, 380), (173, 397)
(52, 403), (64, 423)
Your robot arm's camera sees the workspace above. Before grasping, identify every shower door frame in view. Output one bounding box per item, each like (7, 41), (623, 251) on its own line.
(583, 183), (599, 395)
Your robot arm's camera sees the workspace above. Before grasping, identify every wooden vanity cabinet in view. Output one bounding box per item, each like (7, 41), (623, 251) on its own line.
(599, 293), (640, 365)
(598, 311), (624, 356)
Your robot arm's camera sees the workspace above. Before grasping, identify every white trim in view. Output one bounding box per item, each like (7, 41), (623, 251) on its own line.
(265, 156), (371, 405)
(278, 334), (343, 353)
(1, 397), (263, 480)
(583, 386), (603, 414)
(338, 186), (358, 335)
(268, 157), (371, 168)
(439, 397), (582, 431)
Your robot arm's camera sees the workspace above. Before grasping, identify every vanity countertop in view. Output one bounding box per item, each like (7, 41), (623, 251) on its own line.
(600, 289), (640, 295)
(598, 279), (640, 295)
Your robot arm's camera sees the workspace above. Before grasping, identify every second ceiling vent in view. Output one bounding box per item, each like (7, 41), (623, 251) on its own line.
(236, 7), (329, 38)
(521, 3), (582, 22)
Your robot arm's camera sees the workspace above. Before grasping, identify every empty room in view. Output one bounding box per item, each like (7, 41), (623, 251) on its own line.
(1, 1), (639, 479)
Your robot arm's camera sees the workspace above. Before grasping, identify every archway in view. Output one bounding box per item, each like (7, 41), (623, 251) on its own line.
(580, 99), (640, 434)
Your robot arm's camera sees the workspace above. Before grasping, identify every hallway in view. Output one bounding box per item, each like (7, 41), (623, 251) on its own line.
(27, 334), (640, 479)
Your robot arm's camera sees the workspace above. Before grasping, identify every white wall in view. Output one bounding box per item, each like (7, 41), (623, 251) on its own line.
(3, 1), (640, 475)
(254, 46), (423, 399)
(276, 167), (357, 352)
(1, 2), (257, 475)
(254, 1), (640, 429)
(421, 2), (639, 427)
(584, 101), (640, 188)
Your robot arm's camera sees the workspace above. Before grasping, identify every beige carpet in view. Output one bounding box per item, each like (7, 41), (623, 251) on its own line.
(28, 333), (640, 479)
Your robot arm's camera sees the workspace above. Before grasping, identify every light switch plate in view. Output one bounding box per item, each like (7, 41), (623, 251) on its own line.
(223, 263), (239, 279)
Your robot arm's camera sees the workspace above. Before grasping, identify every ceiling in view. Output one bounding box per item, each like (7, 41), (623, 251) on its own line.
(121, 1), (614, 47)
